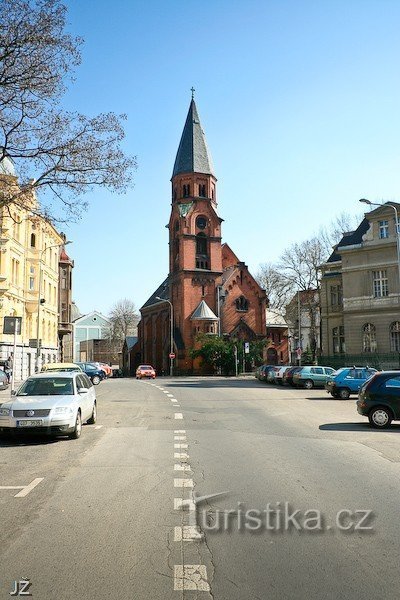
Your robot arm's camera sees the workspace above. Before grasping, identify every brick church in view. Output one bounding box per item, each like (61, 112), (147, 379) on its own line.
(137, 97), (267, 374)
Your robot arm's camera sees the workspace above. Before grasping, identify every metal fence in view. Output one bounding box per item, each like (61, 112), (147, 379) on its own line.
(319, 353), (400, 370)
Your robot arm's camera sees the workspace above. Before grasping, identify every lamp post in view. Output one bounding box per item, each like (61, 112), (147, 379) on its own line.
(156, 296), (174, 376)
(359, 199), (400, 294)
(35, 241), (72, 371)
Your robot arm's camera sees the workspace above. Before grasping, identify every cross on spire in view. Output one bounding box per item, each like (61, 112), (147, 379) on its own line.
(191, 86), (195, 100)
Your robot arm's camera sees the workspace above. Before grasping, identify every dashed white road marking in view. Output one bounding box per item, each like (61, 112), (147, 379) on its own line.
(174, 404), (181, 407)
(174, 478), (194, 488)
(174, 435), (186, 441)
(174, 429), (186, 434)
(174, 463), (191, 471)
(0, 478), (45, 498)
(174, 565), (210, 591)
(174, 412), (183, 419)
(174, 452), (189, 460)
(174, 497), (196, 511)
(174, 525), (202, 541)
(167, 393), (174, 397)
(163, 391), (170, 394)
(171, 399), (178, 402)
(174, 443), (188, 449)
(94, 425), (103, 429)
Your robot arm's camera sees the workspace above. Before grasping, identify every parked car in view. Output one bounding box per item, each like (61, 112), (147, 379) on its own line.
(75, 362), (106, 385)
(0, 370), (9, 390)
(266, 366), (281, 384)
(136, 365), (156, 379)
(282, 366), (302, 387)
(275, 366), (293, 386)
(357, 371), (400, 428)
(0, 372), (97, 439)
(41, 362), (82, 373)
(293, 366), (336, 389)
(326, 366), (377, 399)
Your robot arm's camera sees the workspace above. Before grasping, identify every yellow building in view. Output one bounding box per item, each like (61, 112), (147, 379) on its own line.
(0, 154), (65, 379)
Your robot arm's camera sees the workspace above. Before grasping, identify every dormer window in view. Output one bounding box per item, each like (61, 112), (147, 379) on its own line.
(199, 184), (206, 197)
(379, 220), (389, 239)
(235, 296), (249, 311)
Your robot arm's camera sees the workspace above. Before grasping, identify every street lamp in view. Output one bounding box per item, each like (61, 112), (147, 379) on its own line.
(155, 296), (174, 377)
(35, 241), (72, 371)
(359, 198), (400, 293)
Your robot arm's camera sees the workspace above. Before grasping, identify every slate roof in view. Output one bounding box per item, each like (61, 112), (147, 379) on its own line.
(327, 218), (370, 263)
(125, 336), (137, 351)
(190, 300), (219, 321)
(141, 277), (170, 310)
(172, 100), (215, 178)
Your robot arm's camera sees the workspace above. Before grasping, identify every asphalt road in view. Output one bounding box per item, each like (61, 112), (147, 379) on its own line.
(0, 377), (400, 600)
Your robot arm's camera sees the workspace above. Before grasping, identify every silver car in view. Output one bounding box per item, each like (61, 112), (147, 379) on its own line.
(0, 372), (97, 439)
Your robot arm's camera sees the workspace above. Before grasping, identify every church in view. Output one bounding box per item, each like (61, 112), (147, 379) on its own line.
(137, 97), (267, 374)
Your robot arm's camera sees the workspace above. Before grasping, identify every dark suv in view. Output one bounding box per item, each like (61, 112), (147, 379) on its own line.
(75, 362), (105, 385)
(357, 371), (400, 428)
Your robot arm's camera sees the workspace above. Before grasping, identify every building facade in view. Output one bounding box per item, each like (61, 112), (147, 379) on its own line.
(320, 202), (400, 368)
(0, 154), (72, 378)
(264, 309), (289, 365)
(138, 98), (267, 374)
(285, 290), (320, 364)
(71, 311), (110, 362)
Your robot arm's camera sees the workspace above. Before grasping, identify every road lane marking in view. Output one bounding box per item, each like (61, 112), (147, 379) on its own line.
(94, 425), (103, 429)
(174, 565), (210, 591)
(174, 464), (191, 471)
(167, 393), (174, 397)
(174, 429), (186, 434)
(0, 478), (45, 498)
(174, 435), (186, 440)
(174, 443), (188, 449)
(174, 413), (183, 419)
(174, 497), (196, 511)
(174, 452), (189, 460)
(174, 478), (194, 488)
(174, 526), (202, 541)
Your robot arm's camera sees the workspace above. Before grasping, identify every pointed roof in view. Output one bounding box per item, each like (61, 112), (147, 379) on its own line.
(172, 99), (215, 178)
(190, 300), (219, 321)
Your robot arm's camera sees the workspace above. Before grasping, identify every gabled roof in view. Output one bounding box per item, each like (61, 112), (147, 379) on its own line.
(141, 277), (170, 310)
(172, 99), (215, 178)
(190, 300), (219, 321)
(125, 336), (137, 351)
(73, 310), (110, 326)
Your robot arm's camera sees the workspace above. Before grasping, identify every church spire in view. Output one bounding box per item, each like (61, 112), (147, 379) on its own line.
(172, 97), (215, 178)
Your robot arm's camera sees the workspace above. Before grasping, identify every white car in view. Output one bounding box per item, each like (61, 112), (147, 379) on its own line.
(0, 372), (97, 439)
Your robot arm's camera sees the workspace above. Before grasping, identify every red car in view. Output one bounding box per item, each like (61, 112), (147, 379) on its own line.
(136, 365), (156, 379)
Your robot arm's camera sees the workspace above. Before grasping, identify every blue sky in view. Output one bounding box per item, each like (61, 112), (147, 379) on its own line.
(60, 0), (400, 315)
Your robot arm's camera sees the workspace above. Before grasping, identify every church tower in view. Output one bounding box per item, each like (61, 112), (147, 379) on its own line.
(168, 96), (222, 369)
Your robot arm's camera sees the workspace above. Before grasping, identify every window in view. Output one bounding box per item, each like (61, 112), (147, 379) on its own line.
(373, 270), (388, 297)
(11, 259), (20, 285)
(330, 285), (343, 307)
(196, 216), (207, 230)
(196, 259), (209, 270)
(384, 377), (400, 388)
(235, 296), (249, 311)
(30, 233), (36, 248)
(199, 184), (206, 197)
(379, 220), (389, 239)
(332, 326), (345, 353)
(363, 323), (377, 352)
(183, 184), (190, 197)
(196, 233), (207, 255)
(61, 277), (67, 290)
(390, 321), (400, 351)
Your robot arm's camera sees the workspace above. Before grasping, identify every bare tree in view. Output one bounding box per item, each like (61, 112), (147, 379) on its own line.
(0, 0), (136, 221)
(255, 262), (293, 313)
(109, 299), (139, 343)
(318, 212), (361, 257)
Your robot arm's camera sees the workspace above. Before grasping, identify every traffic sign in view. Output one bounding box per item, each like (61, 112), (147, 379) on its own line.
(244, 342), (250, 354)
(169, 353), (176, 359)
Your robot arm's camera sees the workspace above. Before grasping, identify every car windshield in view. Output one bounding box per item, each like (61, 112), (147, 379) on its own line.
(17, 377), (74, 396)
(141, 366), (153, 370)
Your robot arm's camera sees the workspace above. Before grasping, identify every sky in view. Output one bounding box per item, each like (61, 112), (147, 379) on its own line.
(57, 0), (400, 316)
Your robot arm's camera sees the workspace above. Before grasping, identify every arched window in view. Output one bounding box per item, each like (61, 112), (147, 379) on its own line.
(390, 321), (400, 352)
(30, 233), (36, 248)
(363, 323), (376, 353)
(235, 296), (249, 312)
(196, 232), (207, 255)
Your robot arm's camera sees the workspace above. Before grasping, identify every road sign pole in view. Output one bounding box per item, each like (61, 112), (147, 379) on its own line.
(11, 319), (19, 393)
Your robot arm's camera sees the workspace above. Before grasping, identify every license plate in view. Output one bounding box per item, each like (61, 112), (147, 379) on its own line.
(16, 420), (43, 427)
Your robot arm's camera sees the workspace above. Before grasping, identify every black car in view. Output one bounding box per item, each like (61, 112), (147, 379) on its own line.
(357, 371), (400, 428)
(282, 366), (302, 387)
(75, 362), (105, 385)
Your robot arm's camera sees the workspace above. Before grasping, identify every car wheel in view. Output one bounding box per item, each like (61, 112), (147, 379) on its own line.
(87, 401), (97, 425)
(332, 391), (340, 399)
(304, 379), (313, 390)
(368, 407), (392, 429)
(69, 410), (82, 439)
(338, 388), (350, 400)
(92, 375), (101, 385)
